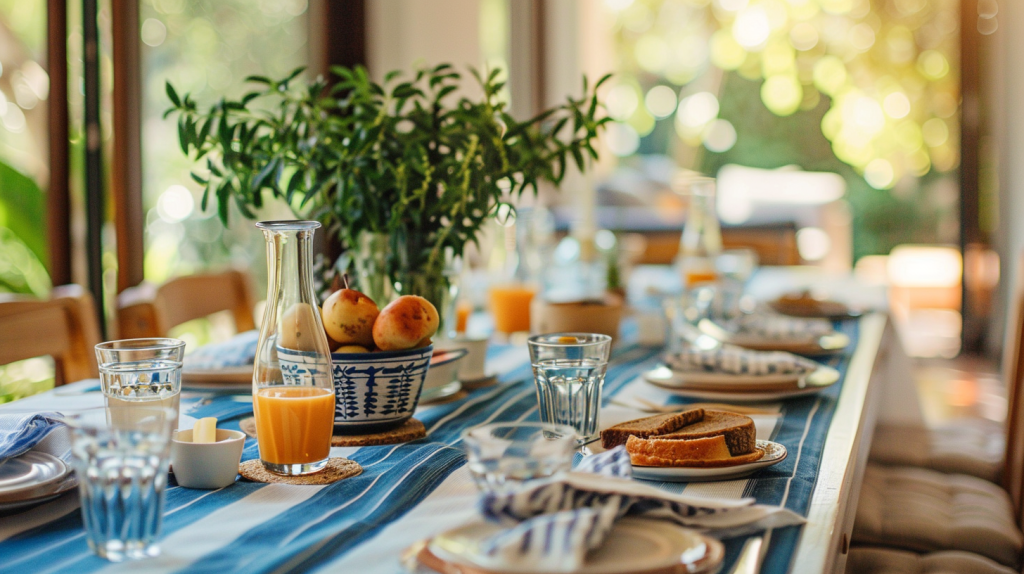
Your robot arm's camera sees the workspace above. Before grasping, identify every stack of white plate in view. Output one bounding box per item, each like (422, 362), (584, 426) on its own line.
(0, 451), (76, 514)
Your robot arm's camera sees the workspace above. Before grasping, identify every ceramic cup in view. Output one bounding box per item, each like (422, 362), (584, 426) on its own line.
(171, 429), (245, 489)
(451, 336), (488, 382)
(530, 295), (624, 341)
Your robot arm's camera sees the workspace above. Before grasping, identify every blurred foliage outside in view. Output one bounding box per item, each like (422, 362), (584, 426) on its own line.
(606, 0), (961, 259)
(0, 0), (54, 400)
(139, 0), (309, 347)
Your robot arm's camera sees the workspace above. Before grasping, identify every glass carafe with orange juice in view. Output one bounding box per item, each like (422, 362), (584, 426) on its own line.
(673, 175), (723, 287)
(253, 220), (336, 476)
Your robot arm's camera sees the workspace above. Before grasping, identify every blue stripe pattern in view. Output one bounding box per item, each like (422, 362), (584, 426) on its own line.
(0, 319), (859, 573)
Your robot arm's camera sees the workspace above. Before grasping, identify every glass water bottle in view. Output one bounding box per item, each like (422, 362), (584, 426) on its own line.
(674, 175), (723, 287)
(252, 220), (335, 476)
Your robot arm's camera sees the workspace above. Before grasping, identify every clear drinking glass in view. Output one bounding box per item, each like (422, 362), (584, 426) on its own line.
(67, 406), (176, 562)
(253, 220), (336, 476)
(462, 422), (575, 493)
(527, 333), (612, 445)
(95, 339), (185, 430)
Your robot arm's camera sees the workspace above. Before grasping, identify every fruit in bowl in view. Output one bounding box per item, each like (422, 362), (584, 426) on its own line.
(321, 288), (380, 348)
(372, 295), (440, 351)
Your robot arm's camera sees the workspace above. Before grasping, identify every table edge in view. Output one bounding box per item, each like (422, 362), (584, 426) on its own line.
(789, 313), (888, 574)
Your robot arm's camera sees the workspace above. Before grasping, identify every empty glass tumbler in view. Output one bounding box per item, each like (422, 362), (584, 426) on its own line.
(253, 220), (336, 476)
(462, 422), (576, 493)
(68, 406), (176, 561)
(527, 333), (612, 445)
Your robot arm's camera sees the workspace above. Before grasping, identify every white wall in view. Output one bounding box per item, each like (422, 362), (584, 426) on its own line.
(366, 0), (482, 82)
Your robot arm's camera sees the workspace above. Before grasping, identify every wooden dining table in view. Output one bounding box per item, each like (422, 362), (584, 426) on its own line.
(0, 267), (908, 574)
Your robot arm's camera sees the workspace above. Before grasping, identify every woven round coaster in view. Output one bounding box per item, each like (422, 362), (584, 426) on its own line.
(331, 418), (426, 447)
(238, 458), (362, 485)
(239, 417), (427, 447)
(239, 417), (257, 439)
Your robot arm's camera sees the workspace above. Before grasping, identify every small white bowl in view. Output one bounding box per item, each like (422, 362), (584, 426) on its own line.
(171, 429), (246, 489)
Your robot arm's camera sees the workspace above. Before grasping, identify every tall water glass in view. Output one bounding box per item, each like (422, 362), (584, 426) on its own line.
(527, 333), (612, 445)
(462, 422), (575, 493)
(67, 407), (176, 561)
(96, 339), (185, 429)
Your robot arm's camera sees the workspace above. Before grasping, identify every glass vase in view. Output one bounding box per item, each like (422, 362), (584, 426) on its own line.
(673, 175), (723, 287)
(253, 220), (335, 476)
(353, 232), (394, 307)
(393, 248), (462, 342)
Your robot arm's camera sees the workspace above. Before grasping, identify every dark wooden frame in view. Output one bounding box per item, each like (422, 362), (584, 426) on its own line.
(46, 0), (71, 287)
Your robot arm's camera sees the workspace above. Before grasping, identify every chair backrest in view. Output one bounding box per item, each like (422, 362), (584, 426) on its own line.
(1000, 254), (1024, 525)
(118, 270), (256, 338)
(0, 285), (102, 386)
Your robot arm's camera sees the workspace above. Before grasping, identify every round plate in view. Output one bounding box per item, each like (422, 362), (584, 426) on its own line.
(643, 365), (840, 395)
(181, 366), (252, 391)
(644, 380), (829, 402)
(696, 319), (850, 355)
(0, 452), (69, 501)
(419, 380), (463, 403)
(417, 517), (724, 574)
(630, 440), (788, 482)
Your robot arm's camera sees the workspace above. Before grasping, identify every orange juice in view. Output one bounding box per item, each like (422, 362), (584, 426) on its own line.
(456, 302), (472, 333)
(253, 387), (335, 465)
(685, 270), (718, 286)
(489, 284), (536, 334)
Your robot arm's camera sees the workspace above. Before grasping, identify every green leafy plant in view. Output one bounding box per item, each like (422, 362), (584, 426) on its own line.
(166, 64), (610, 307)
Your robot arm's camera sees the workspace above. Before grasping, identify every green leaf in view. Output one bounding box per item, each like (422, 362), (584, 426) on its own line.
(166, 82), (181, 107)
(245, 75), (273, 85)
(251, 157), (278, 191)
(190, 172), (208, 185)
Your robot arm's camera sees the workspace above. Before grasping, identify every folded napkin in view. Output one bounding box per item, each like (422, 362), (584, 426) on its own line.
(477, 447), (802, 572)
(730, 313), (833, 340)
(665, 346), (820, 375)
(0, 412), (68, 464)
(184, 330), (259, 370)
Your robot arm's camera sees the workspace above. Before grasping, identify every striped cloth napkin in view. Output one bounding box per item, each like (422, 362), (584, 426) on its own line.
(731, 312), (833, 340)
(184, 330), (259, 370)
(0, 412), (69, 463)
(665, 346), (820, 375)
(477, 447), (801, 572)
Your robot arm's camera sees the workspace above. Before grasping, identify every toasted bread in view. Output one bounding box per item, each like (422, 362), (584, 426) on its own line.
(657, 410), (756, 456)
(626, 434), (766, 468)
(600, 408), (705, 449)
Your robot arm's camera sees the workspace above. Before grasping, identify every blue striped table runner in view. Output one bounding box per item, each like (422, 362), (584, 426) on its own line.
(0, 319), (858, 573)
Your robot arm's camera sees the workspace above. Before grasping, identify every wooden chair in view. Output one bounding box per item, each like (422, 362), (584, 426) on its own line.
(117, 270), (256, 338)
(0, 284), (102, 386)
(849, 254), (1024, 568)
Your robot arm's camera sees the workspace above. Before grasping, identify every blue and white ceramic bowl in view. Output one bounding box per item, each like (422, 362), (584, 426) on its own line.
(277, 345), (433, 433)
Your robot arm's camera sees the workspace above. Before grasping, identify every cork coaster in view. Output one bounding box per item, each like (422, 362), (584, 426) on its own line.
(238, 458), (362, 485)
(239, 417), (427, 447)
(239, 417), (257, 439)
(331, 418), (426, 447)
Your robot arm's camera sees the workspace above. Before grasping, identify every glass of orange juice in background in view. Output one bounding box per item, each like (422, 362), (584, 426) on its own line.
(489, 283), (537, 335)
(252, 221), (336, 476)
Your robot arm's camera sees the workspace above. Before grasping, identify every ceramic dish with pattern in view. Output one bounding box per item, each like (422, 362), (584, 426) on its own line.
(629, 440), (788, 482)
(405, 517), (724, 574)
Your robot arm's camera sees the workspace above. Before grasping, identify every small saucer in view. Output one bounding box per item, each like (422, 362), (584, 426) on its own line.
(630, 440), (788, 482)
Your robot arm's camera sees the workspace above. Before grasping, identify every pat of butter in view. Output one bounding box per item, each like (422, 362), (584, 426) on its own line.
(193, 417), (218, 443)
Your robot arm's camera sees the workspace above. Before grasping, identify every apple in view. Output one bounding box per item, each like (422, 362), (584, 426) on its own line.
(335, 345), (369, 354)
(321, 288), (379, 348)
(372, 295), (439, 351)
(279, 303), (323, 351)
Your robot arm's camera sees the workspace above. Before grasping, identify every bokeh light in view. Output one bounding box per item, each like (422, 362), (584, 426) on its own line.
(610, 0), (960, 189)
(645, 85), (679, 118)
(607, 122), (642, 156)
(157, 184), (195, 222)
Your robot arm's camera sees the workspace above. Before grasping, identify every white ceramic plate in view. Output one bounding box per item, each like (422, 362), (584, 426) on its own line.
(643, 381), (830, 402)
(0, 452), (69, 501)
(421, 517), (724, 574)
(630, 440), (788, 482)
(697, 319), (850, 355)
(643, 365), (840, 394)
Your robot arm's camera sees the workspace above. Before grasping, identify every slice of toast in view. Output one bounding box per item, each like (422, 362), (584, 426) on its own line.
(600, 408), (705, 449)
(626, 434), (766, 468)
(657, 410), (756, 455)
